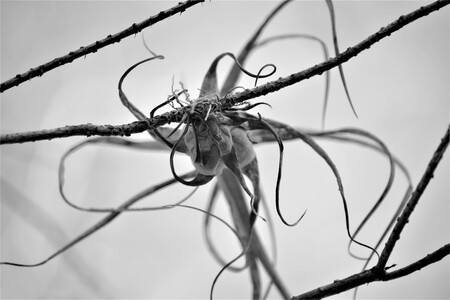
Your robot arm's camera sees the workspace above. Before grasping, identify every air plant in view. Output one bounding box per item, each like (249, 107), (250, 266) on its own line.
(1, 1), (447, 299)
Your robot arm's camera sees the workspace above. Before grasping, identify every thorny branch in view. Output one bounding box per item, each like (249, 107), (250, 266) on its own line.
(1, 120), (160, 144)
(292, 125), (449, 299)
(1, 0), (448, 145)
(0, 0), (204, 93)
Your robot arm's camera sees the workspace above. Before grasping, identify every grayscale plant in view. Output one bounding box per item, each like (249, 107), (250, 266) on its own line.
(1, 1), (448, 299)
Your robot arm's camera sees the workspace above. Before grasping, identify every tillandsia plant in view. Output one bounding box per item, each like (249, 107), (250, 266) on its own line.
(1, 1), (449, 299)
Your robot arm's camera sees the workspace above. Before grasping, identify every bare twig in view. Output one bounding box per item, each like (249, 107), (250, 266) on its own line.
(223, 0), (449, 106)
(383, 243), (450, 281)
(1, 0), (447, 145)
(0, 0), (204, 93)
(376, 124), (450, 270)
(292, 269), (376, 299)
(292, 244), (449, 299)
(1, 120), (150, 144)
(291, 125), (450, 299)
(0, 107), (184, 144)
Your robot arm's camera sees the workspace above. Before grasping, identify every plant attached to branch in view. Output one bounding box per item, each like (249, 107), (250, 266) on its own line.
(1, 1), (448, 299)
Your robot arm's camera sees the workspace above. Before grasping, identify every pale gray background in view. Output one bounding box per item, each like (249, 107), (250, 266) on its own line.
(1, 1), (449, 299)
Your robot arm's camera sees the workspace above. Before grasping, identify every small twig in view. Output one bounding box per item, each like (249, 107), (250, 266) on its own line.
(292, 244), (449, 299)
(0, 0), (204, 93)
(292, 269), (376, 299)
(382, 243), (450, 281)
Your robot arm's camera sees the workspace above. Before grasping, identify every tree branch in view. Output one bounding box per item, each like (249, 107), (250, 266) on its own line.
(223, 0), (449, 105)
(1, 121), (150, 144)
(0, 0), (204, 93)
(291, 125), (449, 299)
(292, 244), (449, 299)
(0, 107), (185, 144)
(383, 244), (450, 281)
(1, 0), (447, 145)
(376, 124), (450, 269)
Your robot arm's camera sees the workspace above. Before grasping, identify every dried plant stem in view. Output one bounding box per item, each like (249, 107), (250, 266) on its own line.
(0, 0), (204, 93)
(291, 125), (449, 299)
(1, 0), (447, 145)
